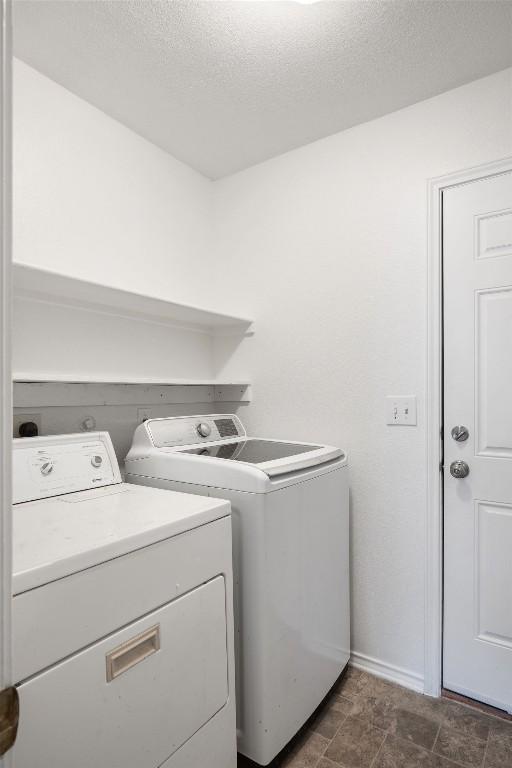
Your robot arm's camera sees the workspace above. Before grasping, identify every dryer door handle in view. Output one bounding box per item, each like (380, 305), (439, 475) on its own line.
(106, 624), (160, 682)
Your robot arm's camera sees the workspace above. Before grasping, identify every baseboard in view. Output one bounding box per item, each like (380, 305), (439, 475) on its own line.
(349, 651), (425, 694)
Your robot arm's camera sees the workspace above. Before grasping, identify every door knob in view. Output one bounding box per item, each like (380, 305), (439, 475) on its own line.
(450, 460), (470, 479)
(451, 425), (469, 442)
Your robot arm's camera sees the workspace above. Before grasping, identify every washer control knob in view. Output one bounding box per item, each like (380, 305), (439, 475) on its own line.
(40, 461), (54, 476)
(91, 455), (103, 468)
(196, 422), (211, 438)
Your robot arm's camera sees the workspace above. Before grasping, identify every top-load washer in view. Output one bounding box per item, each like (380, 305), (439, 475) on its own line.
(12, 431), (236, 768)
(125, 414), (350, 766)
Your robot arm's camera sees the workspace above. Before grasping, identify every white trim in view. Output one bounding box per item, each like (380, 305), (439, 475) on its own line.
(0, 0), (11, 684)
(349, 652), (424, 694)
(425, 170), (443, 698)
(0, 0), (12, 763)
(425, 156), (512, 698)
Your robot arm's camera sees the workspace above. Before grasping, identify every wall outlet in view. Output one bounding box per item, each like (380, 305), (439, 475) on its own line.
(386, 396), (417, 426)
(137, 407), (153, 423)
(13, 412), (42, 438)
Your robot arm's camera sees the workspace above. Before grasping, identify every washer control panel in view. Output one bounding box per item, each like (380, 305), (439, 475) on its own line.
(13, 432), (121, 504)
(146, 414), (245, 448)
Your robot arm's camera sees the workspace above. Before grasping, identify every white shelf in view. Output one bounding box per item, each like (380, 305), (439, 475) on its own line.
(13, 263), (254, 333)
(13, 377), (252, 404)
(13, 373), (250, 387)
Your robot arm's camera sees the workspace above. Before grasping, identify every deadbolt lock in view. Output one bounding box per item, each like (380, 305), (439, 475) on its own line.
(451, 425), (469, 442)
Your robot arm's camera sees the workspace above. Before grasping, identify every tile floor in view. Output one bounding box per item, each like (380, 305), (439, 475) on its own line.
(237, 668), (512, 768)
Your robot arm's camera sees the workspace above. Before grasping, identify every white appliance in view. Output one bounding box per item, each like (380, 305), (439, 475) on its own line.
(125, 414), (350, 766)
(11, 432), (236, 768)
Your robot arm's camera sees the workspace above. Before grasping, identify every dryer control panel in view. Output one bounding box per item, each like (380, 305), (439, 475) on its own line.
(13, 432), (121, 504)
(145, 414), (246, 448)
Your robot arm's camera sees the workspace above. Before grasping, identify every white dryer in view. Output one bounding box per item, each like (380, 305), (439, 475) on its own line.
(125, 414), (350, 766)
(11, 432), (236, 768)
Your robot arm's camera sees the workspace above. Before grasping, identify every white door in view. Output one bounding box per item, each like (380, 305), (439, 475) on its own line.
(443, 169), (512, 712)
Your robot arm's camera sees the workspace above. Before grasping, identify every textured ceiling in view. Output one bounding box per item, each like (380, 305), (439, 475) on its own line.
(13, 0), (512, 179)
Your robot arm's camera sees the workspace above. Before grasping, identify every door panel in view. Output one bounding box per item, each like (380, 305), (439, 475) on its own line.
(476, 208), (512, 259)
(443, 170), (512, 712)
(476, 502), (512, 648)
(476, 287), (512, 456)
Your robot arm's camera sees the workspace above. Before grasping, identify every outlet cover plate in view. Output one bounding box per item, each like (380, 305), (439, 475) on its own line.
(137, 407), (153, 424)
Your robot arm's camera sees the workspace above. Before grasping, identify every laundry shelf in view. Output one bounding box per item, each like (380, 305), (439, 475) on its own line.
(13, 377), (252, 404)
(13, 373), (251, 386)
(13, 263), (254, 334)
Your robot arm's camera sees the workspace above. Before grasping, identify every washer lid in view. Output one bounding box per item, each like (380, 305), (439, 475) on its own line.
(12, 483), (230, 594)
(172, 438), (345, 486)
(182, 438), (322, 463)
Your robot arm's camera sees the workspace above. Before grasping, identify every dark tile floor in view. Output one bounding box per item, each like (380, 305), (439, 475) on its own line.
(237, 668), (512, 768)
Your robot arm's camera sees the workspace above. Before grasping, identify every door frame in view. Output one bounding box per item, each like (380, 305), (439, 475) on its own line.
(425, 155), (512, 698)
(0, 5), (13, 764)
(0, 0), (12, 699)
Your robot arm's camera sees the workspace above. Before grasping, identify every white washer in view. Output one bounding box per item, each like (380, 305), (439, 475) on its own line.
(11, 432), (236, 768)
(125, 414), (350, 766)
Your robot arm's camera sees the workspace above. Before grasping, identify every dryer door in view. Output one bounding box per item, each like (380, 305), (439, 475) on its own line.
(12, 576), (228, 768)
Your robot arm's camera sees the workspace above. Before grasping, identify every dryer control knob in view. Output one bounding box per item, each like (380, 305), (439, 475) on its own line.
(40, 461), (54, 476)
(91, 455), (103, 468)
(196, 422), (211, 438)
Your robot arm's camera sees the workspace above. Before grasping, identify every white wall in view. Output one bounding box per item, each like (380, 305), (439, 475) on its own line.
(12, 59), (221, 385)
(212, 68), (512, 685)
(13, 58), (213, 308)
(13, 55), (512, 686)
(12, 296), (215, 382)
(11, 60), (249, 455)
